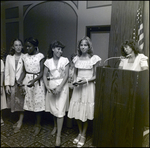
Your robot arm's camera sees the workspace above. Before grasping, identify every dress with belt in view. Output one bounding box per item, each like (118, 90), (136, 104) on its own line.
(22, 53), (45, 112)
(44, 56), (69, 117)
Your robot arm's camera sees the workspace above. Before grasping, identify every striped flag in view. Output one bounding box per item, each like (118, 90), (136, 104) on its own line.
(132, 1), (144, 51)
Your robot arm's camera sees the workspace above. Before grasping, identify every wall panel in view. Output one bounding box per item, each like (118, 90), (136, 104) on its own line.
(6, 22), (19, 53)
(108, 1), (149, 67)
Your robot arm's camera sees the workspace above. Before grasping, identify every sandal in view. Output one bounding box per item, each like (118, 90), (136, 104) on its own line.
(77, 135), (86, 147)
(73, 133), (81, 144)
(51, 127), (57, 135)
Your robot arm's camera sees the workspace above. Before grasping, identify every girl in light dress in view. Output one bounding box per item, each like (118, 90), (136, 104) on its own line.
(18, 37), (46, 136)
(43, 40), (69, 147)
(119, 39), (148, 71)
(1, 58), (7, 126)
(5, 39), (25, 133)
(67, 36), (101, 147)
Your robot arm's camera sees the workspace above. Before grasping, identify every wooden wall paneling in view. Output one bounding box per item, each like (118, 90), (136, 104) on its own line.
(108, 1), (139, 67)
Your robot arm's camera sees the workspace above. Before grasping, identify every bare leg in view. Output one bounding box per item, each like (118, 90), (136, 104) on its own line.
(55, 117), (64, 146)
(81, 121), (88, 137)
(16, 111), (24, 127)
(14, 111), (24, 133)
(77, 121), (88, 147)
(77, 120), (83, 134)
(51, 116), (57, 135)
(1, 111), (4, 125)
(33, 112), (42, 136)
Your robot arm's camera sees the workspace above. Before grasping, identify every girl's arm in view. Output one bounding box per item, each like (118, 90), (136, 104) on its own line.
(54, 63), (69, 94)
(43, 66), (51, 93)
(87, 61), (100, 83)
(77, 61), (100, 85)
(5, 56), (11, 94)
(1, 71), (4, 95)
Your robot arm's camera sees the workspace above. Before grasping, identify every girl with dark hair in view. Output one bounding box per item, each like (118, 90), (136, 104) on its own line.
(67, 36), (101, 147)
(119, 39), (148, 71)
(43, 40), (69, 147)
(5, 38), (25, 133)
(18, 37), (46, 136)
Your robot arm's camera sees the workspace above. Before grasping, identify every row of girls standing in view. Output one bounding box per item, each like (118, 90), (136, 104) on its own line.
(1, 36), (101, 147)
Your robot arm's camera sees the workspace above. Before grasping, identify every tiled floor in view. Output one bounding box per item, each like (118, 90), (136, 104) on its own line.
(1, 109), (94, 147)
(1, 109), (149, 147)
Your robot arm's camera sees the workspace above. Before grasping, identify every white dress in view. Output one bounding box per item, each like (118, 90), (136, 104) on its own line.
(67, 55), (101, 122)
(1, 59), (7, 110)
(119, 53), (148, 71)
(44, 56), (69, 117)
(22, 53), (45, 112)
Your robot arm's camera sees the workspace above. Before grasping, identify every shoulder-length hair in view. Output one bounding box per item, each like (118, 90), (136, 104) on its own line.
(47, 40), (65, 59)
(120, 39), (141, 57)
(9, 38), (24, 55)
(77, 36), (93, 57)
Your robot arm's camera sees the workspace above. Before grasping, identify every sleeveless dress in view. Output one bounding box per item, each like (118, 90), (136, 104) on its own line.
(67, 55), (101, 122)
(44, 56), (69, 117)
(22, 53), (45, 112)
(119, 53), (148, 71)
(1, 59), (7, 110)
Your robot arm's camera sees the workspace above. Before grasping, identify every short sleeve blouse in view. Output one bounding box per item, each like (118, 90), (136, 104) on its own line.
(22, 53), (45, 73)
(44, 56), (69, 79)
(73, 55), (101, 69)
(119, 53), (148, 71)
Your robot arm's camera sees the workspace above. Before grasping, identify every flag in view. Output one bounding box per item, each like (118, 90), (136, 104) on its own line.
(132, 1), (144, 51)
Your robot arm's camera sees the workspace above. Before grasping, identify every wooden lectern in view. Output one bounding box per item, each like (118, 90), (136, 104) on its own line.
(93, 66), (149, 147)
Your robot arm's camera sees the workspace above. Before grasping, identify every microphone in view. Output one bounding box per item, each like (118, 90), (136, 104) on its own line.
(103, 54), (131, 67)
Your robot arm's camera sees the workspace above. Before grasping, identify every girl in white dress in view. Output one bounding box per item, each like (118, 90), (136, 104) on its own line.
(43, 40), (69, 147)
(1, 59), (7, 126)
(119, 39), (148, 71)
(18, 37), (45, 136)
(67, 36), (101, 147)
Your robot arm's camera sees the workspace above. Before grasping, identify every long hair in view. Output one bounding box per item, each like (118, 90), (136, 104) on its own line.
(121, 39), (141, 57)
(77, 36), (93, 57)
(9, 38), (24, 55)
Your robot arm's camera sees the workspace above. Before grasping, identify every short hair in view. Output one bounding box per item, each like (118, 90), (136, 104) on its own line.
(120, 39), (140, 56)
(24, 37), (39, 47)
(47, 40), (65, 58)
(9, 38), (24, 55)
(77, 36), (93, 57)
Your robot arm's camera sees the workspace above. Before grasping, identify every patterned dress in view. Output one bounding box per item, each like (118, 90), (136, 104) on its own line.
(22, 53), (45, 112)
(119, 53), (148, 71)
(44, 56), (69, 117)
(67, 55), (101, 122)
(1, 59), (7, 110)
